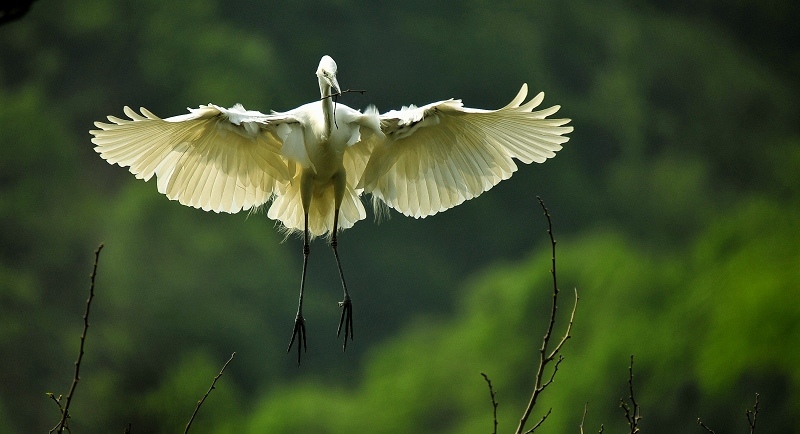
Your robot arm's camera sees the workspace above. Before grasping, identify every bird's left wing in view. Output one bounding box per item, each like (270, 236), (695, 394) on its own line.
(343, 105), (383, 189)
(358, 84), (573, 218)
(92, 104), (292, 213)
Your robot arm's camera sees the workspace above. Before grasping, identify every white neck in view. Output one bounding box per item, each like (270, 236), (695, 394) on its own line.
(319, 77), (335, 135)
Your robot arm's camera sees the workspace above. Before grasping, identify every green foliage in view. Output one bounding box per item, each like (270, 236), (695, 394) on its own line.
(135, 1), (284, 107)
(0, 0), (798, 432)
(0, 85), (98, 434)
(691, 199), (800, 392)
(242, 206), (800, 432)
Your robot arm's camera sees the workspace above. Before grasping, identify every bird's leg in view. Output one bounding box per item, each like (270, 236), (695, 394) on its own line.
(287, 213), (309, 365)
(331, 209), (354, 350)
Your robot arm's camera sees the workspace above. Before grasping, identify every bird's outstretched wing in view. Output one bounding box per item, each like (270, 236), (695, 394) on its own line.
(92, 104), (292, 213)
(358, 84), (573, 218)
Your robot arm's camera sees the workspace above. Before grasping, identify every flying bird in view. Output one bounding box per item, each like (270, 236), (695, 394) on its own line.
(91, 55), (573, 363)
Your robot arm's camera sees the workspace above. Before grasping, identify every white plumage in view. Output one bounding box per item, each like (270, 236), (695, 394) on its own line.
(92, 56), (572, 236)
(91, 55), (573, 361)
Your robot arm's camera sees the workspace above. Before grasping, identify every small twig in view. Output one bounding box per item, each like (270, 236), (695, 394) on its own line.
(541, 354), (564, 390)
(514, 197), (579, 434)
(746, 393), (759, 434)
(619, 355), (641, 433)
(320, 88), (367, 100)
(323, 89), (367, 129)
(46, 393), (67, 433)
(123, 422), (131, 433)
(698, 393), (759, 434)
(480, 372), (499, 434)
(184, 352), (236, 434)
(599, 425), (605, 433)
(696, 418), (716, 433)
(524, 407), (552, 434)
(580, 403), (589, 434)
(50, 244), (104, 434)
(46, 393), (63, 409)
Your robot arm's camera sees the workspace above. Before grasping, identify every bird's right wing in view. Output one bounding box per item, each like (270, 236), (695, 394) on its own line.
(92, 104), (292, 213)
(359, 84), (573, 218)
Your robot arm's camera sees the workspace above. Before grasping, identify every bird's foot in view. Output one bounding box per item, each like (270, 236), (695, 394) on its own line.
(337, 295), (354, 351)
(287, 313), (307, 365)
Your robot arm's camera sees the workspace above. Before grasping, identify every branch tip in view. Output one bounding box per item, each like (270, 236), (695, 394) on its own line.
(184, 352), (236, 434)
(50, 244), (104, 434)
(514, 197), (578, 434)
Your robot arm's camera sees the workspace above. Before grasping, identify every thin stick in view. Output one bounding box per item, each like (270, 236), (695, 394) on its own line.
(480, 372), (499, 434)
(696, 418), (716, 434)
(50, 244), (104, 434)
(184, 352), (236, 434)
(184, 352), (236, 433)
(524, 408), (552, 434)
(580, 403), (589, 434)
(515, 197), (579, 434)
(619, 355), (641, 434)
(320, 89), (367, 100)
(697, 417), (717, 434)
(325, 89), (367, 128)
(46, 393), (66, 433)
(746, 393), (759, 434)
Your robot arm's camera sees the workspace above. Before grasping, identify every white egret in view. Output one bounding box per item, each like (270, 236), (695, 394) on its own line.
(91, 55), (573, 363)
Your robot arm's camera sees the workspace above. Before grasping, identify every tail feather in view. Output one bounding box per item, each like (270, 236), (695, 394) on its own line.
(267, 173), (366, 239)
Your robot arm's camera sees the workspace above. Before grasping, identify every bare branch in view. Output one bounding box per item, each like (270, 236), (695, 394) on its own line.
(746, 393), (759, 434)
(480, 372), (499, 434)
(46, 393), (68, 433)
(698, 393), (759, 434)
(579, 403), (588, 434)
(619, 355), (641, 434)
(184, 352), (236, 434)
(523, 408), (552, 434)
(50, 244), (104, 434)
(696, 418), (716, 433)
(540, 355), (564, 390)
(514, 197), (579, 434)
(580, 403), (589, 434)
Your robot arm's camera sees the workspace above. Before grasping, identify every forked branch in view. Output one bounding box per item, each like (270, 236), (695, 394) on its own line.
(746, 393), (759, 433)
(619, 355), (641, 433)
(513, 197), (579, 434)
(697, 392), (760, 434)
(696, 418), (716, 434)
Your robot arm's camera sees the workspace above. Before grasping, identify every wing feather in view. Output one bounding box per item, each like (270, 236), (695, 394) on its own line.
(361, 85), (572, 218)
(92, 105), (291, 213)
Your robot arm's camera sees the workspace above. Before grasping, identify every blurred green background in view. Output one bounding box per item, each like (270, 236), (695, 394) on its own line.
(1, 0), (799, 432)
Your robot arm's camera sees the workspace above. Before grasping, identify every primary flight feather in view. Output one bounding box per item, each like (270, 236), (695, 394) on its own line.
(91, 55), (573, 363)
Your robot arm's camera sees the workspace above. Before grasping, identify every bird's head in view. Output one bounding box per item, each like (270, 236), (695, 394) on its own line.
(316, 55), (341, 97)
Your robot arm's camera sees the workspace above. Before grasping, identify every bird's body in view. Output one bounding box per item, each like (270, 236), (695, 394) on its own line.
(91, 55), (573, 362)
(266, 98), (380, 236)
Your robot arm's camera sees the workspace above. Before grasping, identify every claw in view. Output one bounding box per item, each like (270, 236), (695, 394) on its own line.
(287, 313), (307, 365)
(337, 295), (354, 350)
